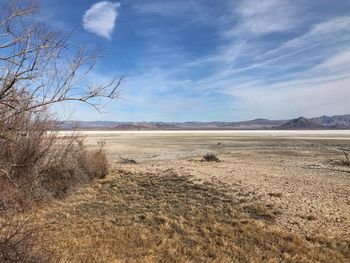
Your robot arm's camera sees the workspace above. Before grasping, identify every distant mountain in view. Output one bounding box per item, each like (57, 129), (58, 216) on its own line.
(310, 114), (350, 128)
(57, 114), (350, 130)
(221, 118), (286, 128)
(57, 121), (179, 130)
(278, 115), (350, 129)
(278, 117), (321, 129)
(112, 123), (178, 130)
(58, 121), (126, 130)
(57, 119), (288, 130)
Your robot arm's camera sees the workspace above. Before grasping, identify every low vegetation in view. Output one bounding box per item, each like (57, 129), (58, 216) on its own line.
(340, 148), (350, 166)
(0, 110), (110, 262)
(202, 153), (220, 162)
(0, 211), (52, 263)
(0, 111), (109, 210)
(0, 0), (120, 261)
(0, 1), (349, 262)
(38, 169), (349, 262)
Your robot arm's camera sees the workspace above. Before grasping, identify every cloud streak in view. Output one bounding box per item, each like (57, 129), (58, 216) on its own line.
(121, 7), (350, 120)
(65, 0), (350, 121)
(83, 1), (120, 39)
(234, 0), (300, 34)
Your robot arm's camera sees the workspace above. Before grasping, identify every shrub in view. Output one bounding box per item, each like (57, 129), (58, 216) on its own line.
(0, 0), (117, 260)
(0, 211), (52, 263)
(202, 153), (220, 162)
(0, 109), (110, 209)
(76, 140), (110, 180)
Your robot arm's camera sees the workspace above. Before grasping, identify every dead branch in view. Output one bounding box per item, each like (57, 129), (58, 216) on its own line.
(119, 155), (137, 164)
(339, 148), (350, 166)
(0, 0), (123, 129)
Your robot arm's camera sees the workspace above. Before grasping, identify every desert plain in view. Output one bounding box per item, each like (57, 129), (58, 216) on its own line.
(38, 130), (350, 262)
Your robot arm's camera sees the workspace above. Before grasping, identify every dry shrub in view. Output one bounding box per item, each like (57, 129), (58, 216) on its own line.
(0, 109), (110, 210)
(0, 0), (120, 211)
(0, 211), (52, 263)
(202, 153), (220, 162)
(76, 141), (110, 180)
(0, 91), (110, 263)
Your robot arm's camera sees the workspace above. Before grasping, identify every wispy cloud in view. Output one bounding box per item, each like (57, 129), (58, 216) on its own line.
(83, 1), (120, 39)
(133, 1), (188, 16)
(233, 0), (300, 35)
(58, 0), (350, 121)
(121, 9), (350, 120)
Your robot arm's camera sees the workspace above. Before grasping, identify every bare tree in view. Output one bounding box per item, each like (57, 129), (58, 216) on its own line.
(0, 0), (121, 210)
(0, 0), (123, 133)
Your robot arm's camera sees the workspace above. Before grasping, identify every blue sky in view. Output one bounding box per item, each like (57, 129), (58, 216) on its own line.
(38, 0), (350, 121)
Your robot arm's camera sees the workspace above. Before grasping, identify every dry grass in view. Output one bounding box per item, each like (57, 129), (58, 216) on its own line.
(0, 211), (53, 263)
(202, 153), (220, 162)
(38, 168), (349, 263)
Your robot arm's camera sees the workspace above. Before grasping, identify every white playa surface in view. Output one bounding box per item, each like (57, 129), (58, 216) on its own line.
(57, 130), (350, 140)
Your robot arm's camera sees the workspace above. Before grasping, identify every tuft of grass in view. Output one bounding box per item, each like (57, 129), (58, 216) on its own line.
(202, 153), (220, 162)
(300, 214), (317, 221)
(268, 192), (283, 198)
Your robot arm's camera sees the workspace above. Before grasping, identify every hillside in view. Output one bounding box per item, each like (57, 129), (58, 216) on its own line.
(278, 115), (350, 129)
(57, 114), (350, 130)
(278, 117), (321, 129)
(56, 118), (287, 130)
(311, 114), (350, 128)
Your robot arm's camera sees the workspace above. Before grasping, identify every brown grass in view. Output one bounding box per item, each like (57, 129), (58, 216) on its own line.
(0, 211), (53, 263)
(38, 169), (350, 263)
(202, 153), (220, 162)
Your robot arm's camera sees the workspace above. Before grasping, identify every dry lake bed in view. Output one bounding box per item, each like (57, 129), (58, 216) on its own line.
(80, 130), (350, 238)
(46, 130), (350, 262)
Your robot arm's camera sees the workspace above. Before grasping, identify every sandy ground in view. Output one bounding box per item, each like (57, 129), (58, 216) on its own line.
(76, 131), (350, 241)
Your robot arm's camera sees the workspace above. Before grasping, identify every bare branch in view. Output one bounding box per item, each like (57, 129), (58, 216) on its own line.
(0, 0), (123, 127)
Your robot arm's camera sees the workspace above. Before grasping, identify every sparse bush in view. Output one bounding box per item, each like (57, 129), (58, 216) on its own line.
(0, 0), (118, 260)
(0, 0), (118, 210)
(77, 141), (110, 179)
(0, 108), (110, 209)
(0, 211), (52, 263)
(202, 153), (220, 162)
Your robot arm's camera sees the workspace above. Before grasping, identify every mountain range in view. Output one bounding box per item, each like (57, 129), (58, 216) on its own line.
(57, 114), (350, 130)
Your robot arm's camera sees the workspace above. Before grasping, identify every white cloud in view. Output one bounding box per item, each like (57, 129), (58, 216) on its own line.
(235, 0), (299, 34)
(133, 1), (187, 16)
(231, 77), (350, 120)
(77, 1), (350, 121)
(83, 1), (120, 39)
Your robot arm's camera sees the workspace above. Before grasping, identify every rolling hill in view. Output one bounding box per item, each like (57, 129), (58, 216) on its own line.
(57, 114), (350, 130)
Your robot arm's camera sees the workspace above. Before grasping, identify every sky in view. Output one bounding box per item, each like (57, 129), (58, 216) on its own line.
(36, 0), (350, 121)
